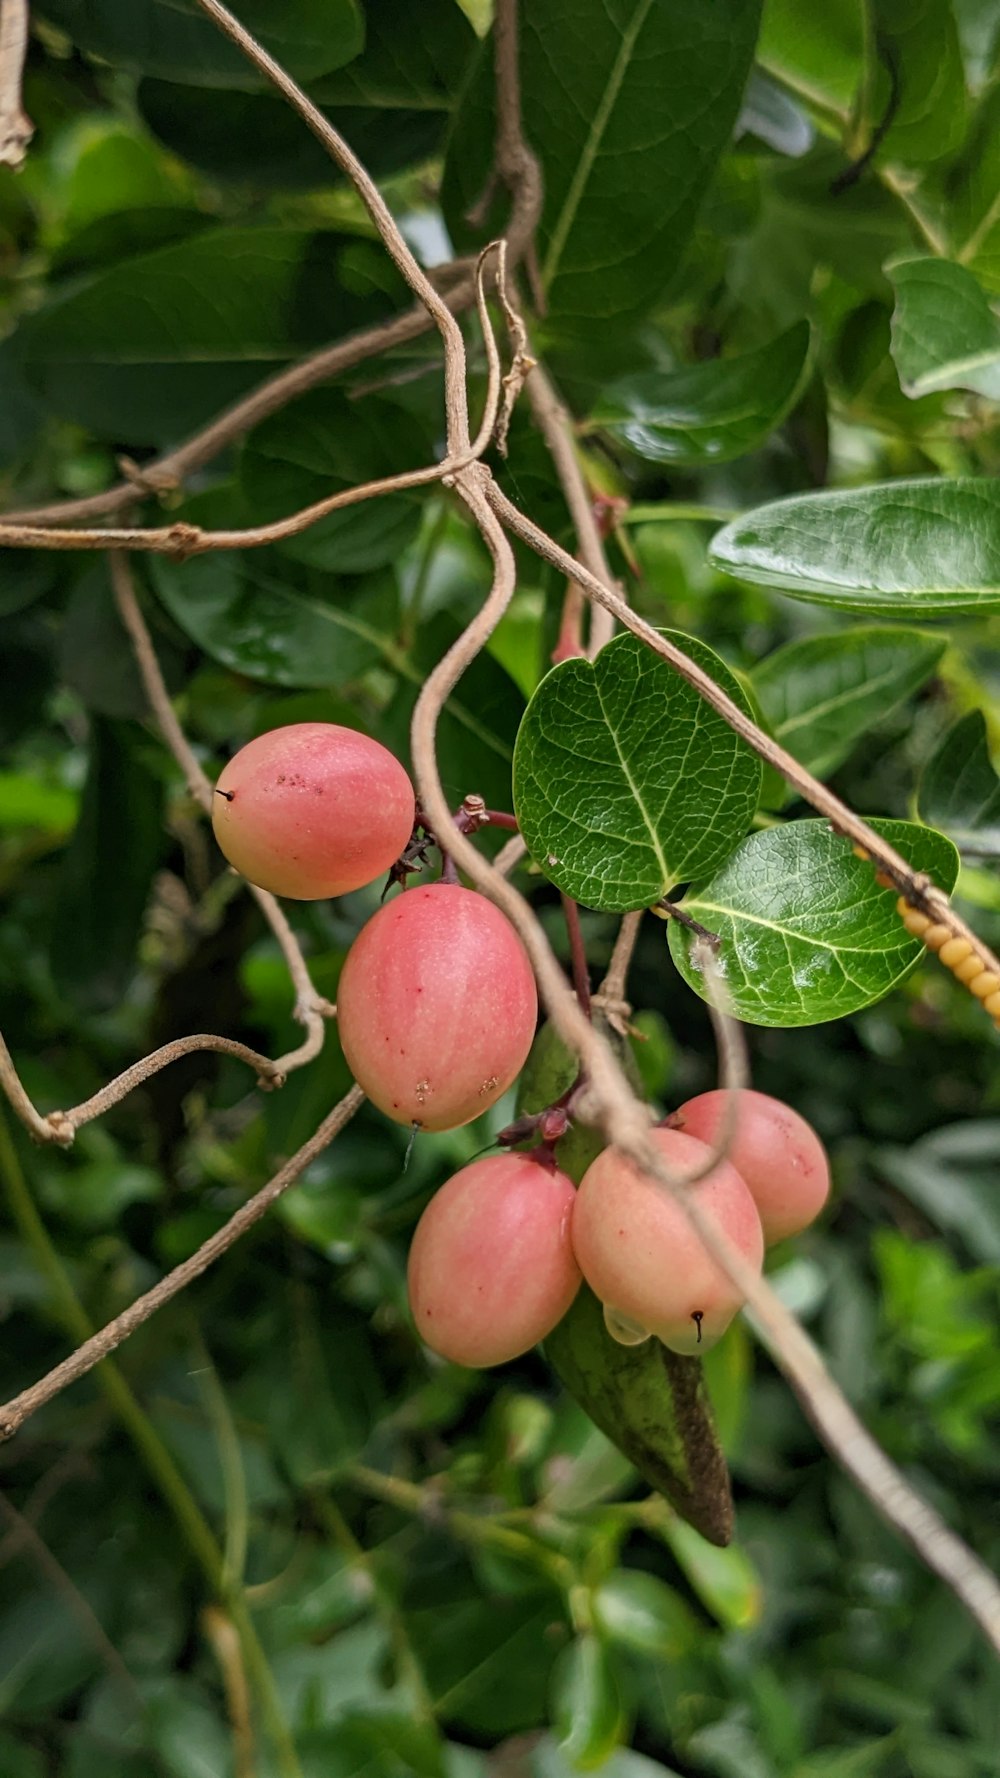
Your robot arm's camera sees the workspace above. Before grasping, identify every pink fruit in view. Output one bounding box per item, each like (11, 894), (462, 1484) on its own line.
(669, 1089), (830, 1245)
(571, 1127), (764, 1355)
(212, 722), (414, 900)
(407, 1153), (581, 1367)
(336, 883), (537, 1130)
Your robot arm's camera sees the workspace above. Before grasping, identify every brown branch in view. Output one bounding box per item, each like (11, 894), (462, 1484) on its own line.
(412, 466), (1000, 1655)
(560, 893), (592, 1018)
(192, 0), (471, 459)
(111, 553), (332, 1074)
(3, 297), (463, 528)
(592, 910), (642, 1036)
(0, 1029), (73, 1146)
(525, 364), (620, 655)
(0, 0), (32, 169)
(0, 1085), (365, 1441)
(487, 478), (1000, 996)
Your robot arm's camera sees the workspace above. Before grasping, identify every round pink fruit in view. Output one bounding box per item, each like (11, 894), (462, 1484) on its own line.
(336, 883), (538, 1130)
(212, 722), (414, 900)
(571, 1127), (764, 1355)
(408, 1153), (581, 1367)
(669, 1089), (830, 1245)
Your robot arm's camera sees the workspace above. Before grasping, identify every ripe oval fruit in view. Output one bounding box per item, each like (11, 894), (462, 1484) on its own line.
(571, 1127), (764, 1355)
(212, 722), (414, 900)
(336, 883), (538, 1130)
(669, 1089), (830, 1245)
(407, 1153), (581, 1366)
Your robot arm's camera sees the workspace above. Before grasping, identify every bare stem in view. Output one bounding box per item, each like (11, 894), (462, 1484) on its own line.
(111, 553), (331, 1072)
(560, 893), (592, 1018)
(0, 1086), (364, 1441)
(0, 0), (32, 169)
(192, 0), (471, 457)
(593, 911), (642, 1036)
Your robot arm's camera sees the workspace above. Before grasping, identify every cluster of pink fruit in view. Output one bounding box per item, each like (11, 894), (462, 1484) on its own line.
(212, 722), (830, 1372)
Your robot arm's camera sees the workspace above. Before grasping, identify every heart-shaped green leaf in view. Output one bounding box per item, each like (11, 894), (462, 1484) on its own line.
(918, 710), (1000, 857)
(888, 258), (1000, 399)
(589, 323), (811, 467)
(513, 631), (762, 913)
(668, 818), (959, 1026)
(751, 625), (946, 781)
(709, 479), (1000, 615)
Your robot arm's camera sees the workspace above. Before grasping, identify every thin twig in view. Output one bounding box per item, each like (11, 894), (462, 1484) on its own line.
(203, 1605), (256, 1778)
(0, 0), (32, 169)
(412, 472), (1000, 1655)
(560, 893), (592, 1018)
(592, 910), (642, 1036)
(192, 0), (471, 459)
(111, 553), (331, 1073)
(487, 478), (1000, 992)
(0, 1086), (364, 1441)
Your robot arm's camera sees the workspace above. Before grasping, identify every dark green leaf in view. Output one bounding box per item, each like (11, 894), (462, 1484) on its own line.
(918, 709), (1000, 855)
(590, 323), (811, 467)
(709, 479), (1000, 615)
(35, 0), (362, 89)
(888, 258), (1000, 399)
(150, 540), (399, 689)
(138, 87), (445, 189)
(750, 626), (946, 780)
(872, 0), (968, 165)
(545, 1286), (734, 1546)
(877, 1121), (1000, 1262)
(951, 85), (1000, 290)
(513, 630), (762, 913)
(10, 228), (401, 443)
(58, 567), (186, 719)
(408, 1594), (566, 1737)
(551, 1634), (625, 1771)
(668, 818), (960, 1026)
(443, 0), (762, 331)
(240, 389), (431, 573)
(48, 718), (166, 1012)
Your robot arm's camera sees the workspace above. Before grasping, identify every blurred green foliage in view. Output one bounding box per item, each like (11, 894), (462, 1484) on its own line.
(1, 2), (999, 1775)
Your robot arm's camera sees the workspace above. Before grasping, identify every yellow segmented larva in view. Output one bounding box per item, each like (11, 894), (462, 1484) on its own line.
(895, 895), (1000, 1030)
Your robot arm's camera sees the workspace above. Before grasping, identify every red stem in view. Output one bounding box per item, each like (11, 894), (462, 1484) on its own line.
(560, 892), (592, 1019)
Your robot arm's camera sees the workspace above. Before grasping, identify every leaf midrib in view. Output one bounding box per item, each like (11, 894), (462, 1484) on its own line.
(541, 0), (655, 291)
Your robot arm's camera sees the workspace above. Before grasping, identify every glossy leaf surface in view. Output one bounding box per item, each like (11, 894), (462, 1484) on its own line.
(710, 479), (1000, 615)
(513, 631), (762, 912)
(889, 258), (1000, 399)
(669, 818), (960, 1026)
(918, 710), (1000, 856)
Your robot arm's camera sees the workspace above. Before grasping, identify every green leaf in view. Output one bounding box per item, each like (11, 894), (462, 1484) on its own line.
(530, 1740), (684, 1778)
(407, 1594), (566, 1737)
(0, 773), (77, 834)
(750, 626), (946, 780)
(952, 85), (1000, 291)
(240, 389), (431, 573)
(9, 228), (401, 444)
(888, 258), (1000, 399)
(877, 1121), (1000, 1263)
(551, 1634), (625, 1772)
(151, 545), (398, 688)
(660, 1518), (762, 1630)
(48, 718), (166, 1012)
(872, 0), (968, 165)
(443, 0), (762, 331)
(668, 818), (960, 1027)
(709, 479), (1000, 616)
(758, 0), (864, 118)
(513, 630), (762, 913)
(592, 1572), (699, 1659)
(544, 1286), (734, 1546)
(35, 0), (362, 89)
(918, 710), (1000, 855)
(590, 323), (811, 467)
